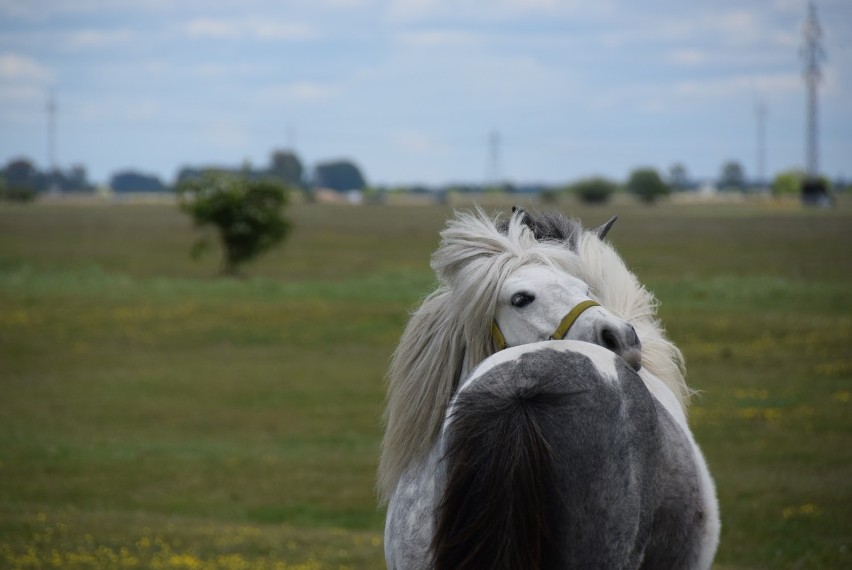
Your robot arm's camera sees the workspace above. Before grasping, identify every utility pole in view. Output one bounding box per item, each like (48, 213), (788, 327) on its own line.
(47, 91), (57, 170)
(801, 1), (824, 178)
(755, 98), (767, 192)
(487, 130), (501, 188)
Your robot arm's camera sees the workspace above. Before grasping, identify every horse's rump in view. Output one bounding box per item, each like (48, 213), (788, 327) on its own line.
(434, 346), (662, 570)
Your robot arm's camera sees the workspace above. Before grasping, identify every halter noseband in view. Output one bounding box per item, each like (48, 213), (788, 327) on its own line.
(492, 299), (601, 352)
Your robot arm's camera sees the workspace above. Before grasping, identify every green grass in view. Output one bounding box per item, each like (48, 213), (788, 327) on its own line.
(0, 197), (850, 569)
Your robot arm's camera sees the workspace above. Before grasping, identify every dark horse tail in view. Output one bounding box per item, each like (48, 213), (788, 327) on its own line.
(432, 367), (573, 570)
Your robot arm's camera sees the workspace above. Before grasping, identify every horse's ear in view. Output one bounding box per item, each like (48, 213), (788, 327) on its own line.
(594, 215), (617, 239)
(511, 206), (528, 227)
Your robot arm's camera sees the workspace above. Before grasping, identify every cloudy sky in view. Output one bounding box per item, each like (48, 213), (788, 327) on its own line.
(1, 0), (850, 186)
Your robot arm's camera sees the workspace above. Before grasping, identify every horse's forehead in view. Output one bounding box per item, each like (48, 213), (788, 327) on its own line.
(503, 264), (586, 291)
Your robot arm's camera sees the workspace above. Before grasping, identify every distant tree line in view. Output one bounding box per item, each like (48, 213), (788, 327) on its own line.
(2, 152), (847, 205)
(0, 151), (369, 200)
(177, 152), (368, 197)
(561, 161), (846, 206)
(0, 158), (93, 201)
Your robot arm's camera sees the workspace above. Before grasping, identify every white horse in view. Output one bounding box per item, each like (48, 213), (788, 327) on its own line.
(378, 209), (694, 504)
(388, 340), (719, 569)
(380, 208), (719, 567)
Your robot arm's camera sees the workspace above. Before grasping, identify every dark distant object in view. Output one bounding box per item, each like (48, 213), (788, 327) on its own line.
(801, 178), (833, 208)
(4, 158), (38, 188)
(313, 160), (367, 192)
(718, 161), (746, 191)
(1, 157), (93, 197)
(177, 172), (291, 276)
(44, 165), (93, 193)
(268, 150), (304, 188)
(668, 163), (691, 191)
(627, 168), (670, 204)
(3, 158), (39, 199)
(110, 171), (168, 193)
(571, 177), (617, 204)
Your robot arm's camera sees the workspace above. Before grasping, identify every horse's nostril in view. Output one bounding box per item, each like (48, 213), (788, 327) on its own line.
(601, 328), (619, 351)
(629, 325), (640, 346)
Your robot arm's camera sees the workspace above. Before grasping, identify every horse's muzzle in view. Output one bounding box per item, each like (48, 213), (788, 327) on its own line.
(599, 322), (642, 371)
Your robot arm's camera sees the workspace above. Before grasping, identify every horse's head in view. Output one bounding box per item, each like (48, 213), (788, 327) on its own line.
(493, 263), (642, 371)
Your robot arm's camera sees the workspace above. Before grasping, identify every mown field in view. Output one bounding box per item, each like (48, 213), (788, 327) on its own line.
(0, 196), (850, 569)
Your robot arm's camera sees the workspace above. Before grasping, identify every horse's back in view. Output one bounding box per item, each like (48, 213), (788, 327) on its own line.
(434, 342), (663, 569)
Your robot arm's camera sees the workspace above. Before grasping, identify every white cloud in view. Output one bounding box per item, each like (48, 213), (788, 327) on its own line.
(668, 49), (706, 66)
(75, 98), (162, 122)
(386, 0), (440, 22)
(386, 0), (615, 22)
(184, 17), (318, 41)
(674, 72), (800, 100)
(716, 9), (757, 37)
(0, 53), (54, 83)
(192, 63), (228, 78)
(391, 129), (445, 154)
(773, 0), (801, 14)
(0, 83), (42, 104)
(202, 120), (250, 151)
(398, 29), (484, 48)
(65, 28), (135, 50)
(255, 81), (338, 103)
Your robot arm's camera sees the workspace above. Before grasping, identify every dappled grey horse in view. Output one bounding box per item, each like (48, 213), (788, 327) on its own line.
(385, 340), (718, 569)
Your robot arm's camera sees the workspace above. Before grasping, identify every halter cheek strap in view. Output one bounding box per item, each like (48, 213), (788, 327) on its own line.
(491, 321), (508, 352)
(492, 299), (601, 352)
(549, 300), (601, 341)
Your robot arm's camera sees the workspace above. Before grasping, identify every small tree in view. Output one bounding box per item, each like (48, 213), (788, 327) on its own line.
(718, 161), (746, 191)
(627, 167), (670, 204)
(1, 159), (38, 201)
(177, 172), (291, 276)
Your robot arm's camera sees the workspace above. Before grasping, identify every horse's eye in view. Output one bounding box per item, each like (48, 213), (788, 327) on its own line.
(511, 293), (535, 308)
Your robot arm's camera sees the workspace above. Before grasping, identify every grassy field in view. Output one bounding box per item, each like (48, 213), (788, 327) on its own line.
(0, 196), (849, 569)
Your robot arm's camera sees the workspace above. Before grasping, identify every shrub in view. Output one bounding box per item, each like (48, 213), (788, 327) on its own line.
(571, 177), (617, 204)
(771, 170), (805, 197)
(627, 168), (670, 204)
(177, 172), (291, 276)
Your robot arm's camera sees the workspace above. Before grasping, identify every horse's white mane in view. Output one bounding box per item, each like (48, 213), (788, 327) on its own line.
(378, 208), (688, 504)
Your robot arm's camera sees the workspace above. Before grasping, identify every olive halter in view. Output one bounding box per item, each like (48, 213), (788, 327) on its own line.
(491, 299), (602, 352)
